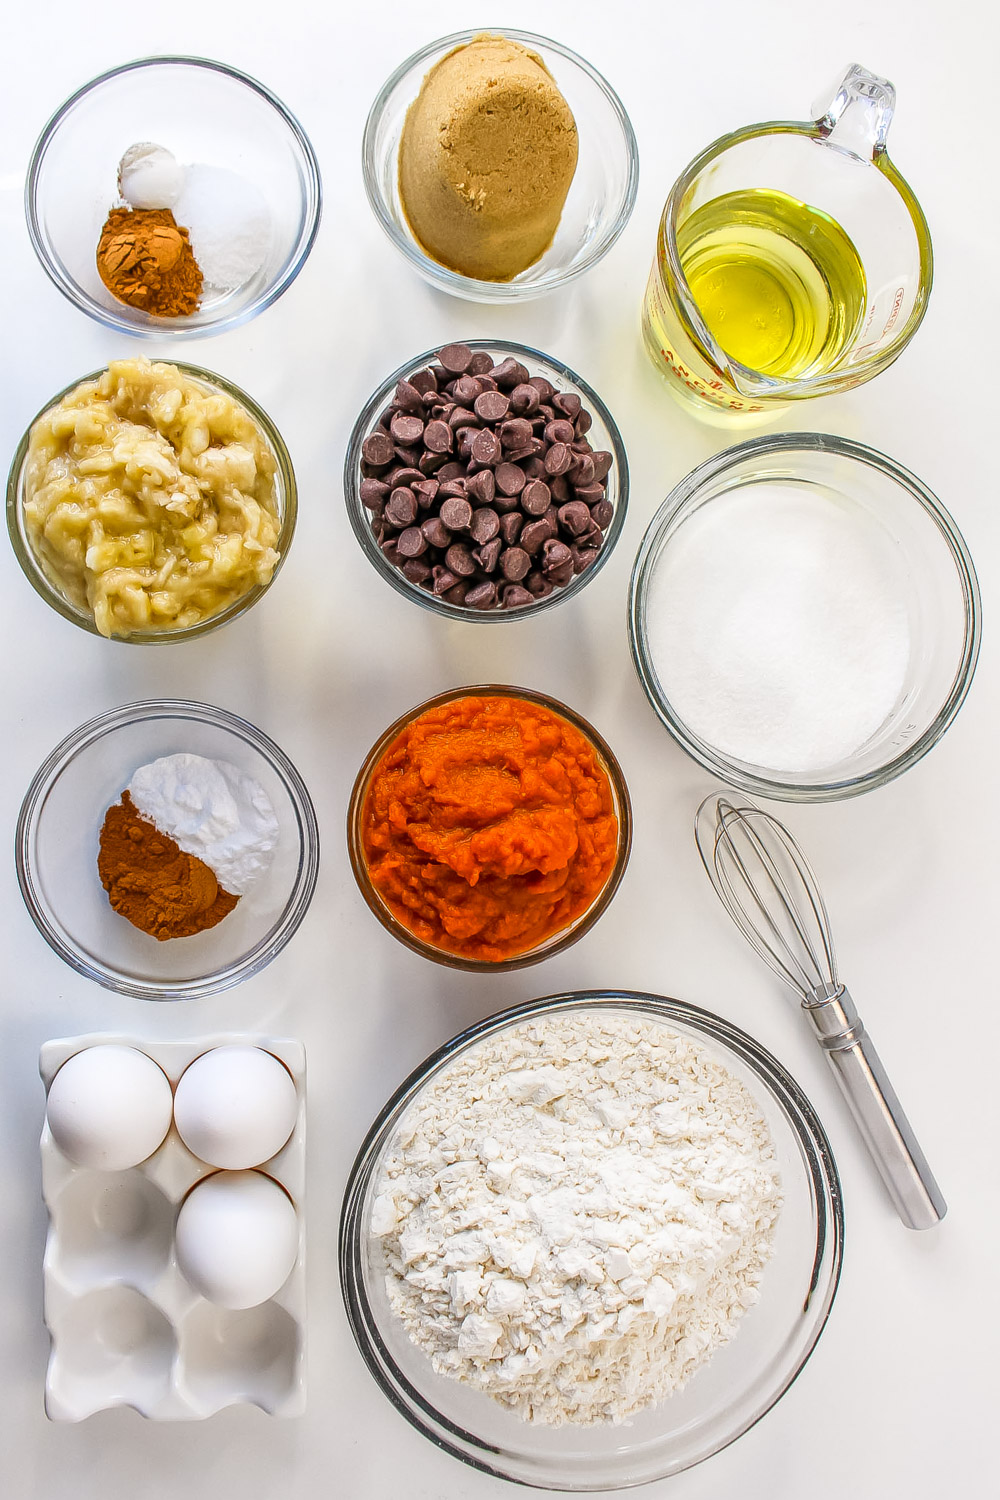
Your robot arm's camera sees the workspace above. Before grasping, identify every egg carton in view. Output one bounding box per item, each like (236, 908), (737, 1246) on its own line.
(39, 1032), (305, 1421)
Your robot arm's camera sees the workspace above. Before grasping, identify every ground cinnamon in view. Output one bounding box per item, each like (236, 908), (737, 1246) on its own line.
(98, 792), (238, 941)
(96, 207), (203, 317)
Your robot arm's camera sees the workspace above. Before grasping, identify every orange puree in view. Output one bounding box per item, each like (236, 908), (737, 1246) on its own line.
(361, 695), (619, 962)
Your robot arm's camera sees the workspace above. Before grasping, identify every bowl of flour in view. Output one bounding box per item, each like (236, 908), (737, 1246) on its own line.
(340, 991), (842, 1488)
(628, 434), (980, 802)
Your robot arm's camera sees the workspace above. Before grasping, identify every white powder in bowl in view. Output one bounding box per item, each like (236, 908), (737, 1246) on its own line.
(128, 753), (279, 896)
(372, 1012), (781, 1426)
(643, 481), (912, 773)
(172, 165), (273, 293)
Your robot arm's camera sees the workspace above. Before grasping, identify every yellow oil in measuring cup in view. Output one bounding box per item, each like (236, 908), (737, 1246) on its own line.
(673, 189), (867, 381)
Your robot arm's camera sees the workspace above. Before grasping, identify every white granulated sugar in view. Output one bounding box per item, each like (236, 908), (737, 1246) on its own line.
(128, 753), (279, 896)
(172, 165), (273, 293)
(644, 482), (912, 773)
(372, 1012), (781, 1425)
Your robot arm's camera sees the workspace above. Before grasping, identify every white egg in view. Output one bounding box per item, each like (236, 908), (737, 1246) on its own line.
(45, 1045), (173, 1171)
(175, 1171), (299, 1309)
(173, 1047), (298, 1169)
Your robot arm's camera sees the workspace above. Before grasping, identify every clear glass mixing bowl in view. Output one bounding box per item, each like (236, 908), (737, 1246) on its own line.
(16, 700), (320, 1000)
(26, 56), (322, 337)
(628, 434), (981, 802)
(340, 990), (843, 1489)
(362, 30), (638, 302)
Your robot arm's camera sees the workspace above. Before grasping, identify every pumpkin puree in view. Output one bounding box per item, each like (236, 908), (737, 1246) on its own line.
(361, 695), (619, 961)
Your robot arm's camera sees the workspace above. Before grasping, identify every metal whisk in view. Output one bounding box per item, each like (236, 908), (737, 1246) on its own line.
(695, 792), (946, 1230)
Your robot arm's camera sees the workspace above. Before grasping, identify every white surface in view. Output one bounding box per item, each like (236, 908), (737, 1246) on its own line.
(0, 0), (996, 1494)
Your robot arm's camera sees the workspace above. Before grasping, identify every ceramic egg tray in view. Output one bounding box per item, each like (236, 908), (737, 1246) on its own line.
(39, 1032), (305, 1421)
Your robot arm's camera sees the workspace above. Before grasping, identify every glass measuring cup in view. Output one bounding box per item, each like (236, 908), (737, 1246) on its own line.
(641, 65), (932, 422)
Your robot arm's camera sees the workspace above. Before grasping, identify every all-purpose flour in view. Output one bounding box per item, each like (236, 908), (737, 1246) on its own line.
(372, 1012), (781, 1425)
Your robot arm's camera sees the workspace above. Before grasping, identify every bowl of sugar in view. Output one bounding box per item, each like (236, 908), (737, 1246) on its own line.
(628, 434), (981, 801)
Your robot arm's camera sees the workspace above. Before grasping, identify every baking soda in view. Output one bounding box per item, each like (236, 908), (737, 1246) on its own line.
(643, 481), (912, 772)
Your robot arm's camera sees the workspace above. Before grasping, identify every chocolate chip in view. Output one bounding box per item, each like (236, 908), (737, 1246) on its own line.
(470, 429), (500, 467)
(419, 450), (447, 474)
(448, 406), (480, 432)
(571, 545), (600, 575)
(542, 538), (573, 573)
(501, 584), (535, 608)
(437, 479), (468, 501)
(500, 546), (530, 582)
(439, 497), (472, 531)
(360, 478), (389, 510)
(509, 383), (540, 415)
(544, 442), (572, 476)
(544, 419), (576, 445)
(500, 511), (524, 545)
(439, 343), (473, 374)
(397, 527), (427, 558)
(445, 542), (477, 577)
(468, 351), (495, 375)
(421, 516), (451, 549)
(390, 412), (424, 446)
(552, 390), (582, 419)
(572, 484), (607, 505)
(474, 389), (510, 423)
(558, 501), (593, 537)
(402, 557), (432, 584)
(381, 539), (401, 566)
(409, 368), (438, 395)
(362, 431), (395, 467)
(591, 451), (614, 482)
(521, 479), (551, 516)
(575, 409), (593, 437)
(495, 463), (526, 497)
(519, 519), (552, 555)
(590, 499), (614, 529)
(437, 461), (465, 480)
(385, 488), (418, 527)
(568, 454), (596, 487)
(548, 475), (571, 504)
(469, 507), (500, 545)
(466, 468), (495, 505)
(432, 566), (459, 595)
(465, 580), (498, 609)
(474, 537), (502, 573)
(525, 570), (553, 598)
(528, 376), (555, 402)
(413, 478), (440, 506)
(423, 420), (453, 454)
(452, 375), (482, 405)
(499, 418), (533, 449)
(394, 379), (425, 413)
(443, 581), (470, 605)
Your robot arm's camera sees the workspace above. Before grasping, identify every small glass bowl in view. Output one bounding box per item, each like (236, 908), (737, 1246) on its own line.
(628, 434), (981, 802)
(347, 686), (631, 970)
(340, 990), (843, 1489)
(26, 56), (322, 338)
(7, 361), (297, 644)
(362, 29), (638, 302)
(16, 700), (320, 1000)
(344, 340), (628, 622)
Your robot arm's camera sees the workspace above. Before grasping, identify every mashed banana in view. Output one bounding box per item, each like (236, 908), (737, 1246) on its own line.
(22, 359), (282, 637)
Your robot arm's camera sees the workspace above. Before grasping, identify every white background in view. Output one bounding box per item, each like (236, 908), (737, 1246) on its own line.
(1, 1), (997, 1496)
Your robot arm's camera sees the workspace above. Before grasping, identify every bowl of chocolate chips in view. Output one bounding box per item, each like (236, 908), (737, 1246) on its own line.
(344, 341), (628, 618)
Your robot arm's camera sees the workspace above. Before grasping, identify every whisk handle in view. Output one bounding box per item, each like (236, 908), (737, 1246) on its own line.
(804, 985), (947, 1230)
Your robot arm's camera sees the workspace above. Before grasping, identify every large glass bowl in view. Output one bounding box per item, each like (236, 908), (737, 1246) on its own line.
(340, 990), (843, 1490)
(628, 434), (981, 802)
(347, 686), (631, 971)
(26, 56), (322, 338)
(344, 340), (628, 622)
(362, 30), (638, 302)
(7, 361), (297, 644)
(16, 700), (320, 1000)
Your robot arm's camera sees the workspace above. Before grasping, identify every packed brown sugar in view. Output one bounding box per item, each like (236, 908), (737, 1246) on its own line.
(360, 695), (618, 961)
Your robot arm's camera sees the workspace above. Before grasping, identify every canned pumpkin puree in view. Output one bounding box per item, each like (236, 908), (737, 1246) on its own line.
(359, 693), (620, 962)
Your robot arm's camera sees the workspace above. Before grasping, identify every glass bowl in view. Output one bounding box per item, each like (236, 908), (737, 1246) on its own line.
(347, 686), (631, 970)
(628, 434), (981, 802)
(362, 30), (638, 302)
(340, 990), (844, 1490)
(344, 340), (628, 622)
(16, 700), (320, 1000)
(7, 361), (297, 644)
(26, 56), (322, 338)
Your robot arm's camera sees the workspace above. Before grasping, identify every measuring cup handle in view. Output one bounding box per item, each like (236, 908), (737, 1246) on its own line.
(813, 63), (896, 160)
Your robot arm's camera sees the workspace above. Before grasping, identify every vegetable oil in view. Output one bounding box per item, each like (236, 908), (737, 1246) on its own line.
(672, 188), (867, 380)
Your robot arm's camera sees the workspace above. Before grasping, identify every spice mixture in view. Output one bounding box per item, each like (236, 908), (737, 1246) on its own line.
(372, 1011), (782, 1424)
(98, 793), (238, 941)
(96, 207), (203, 317)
